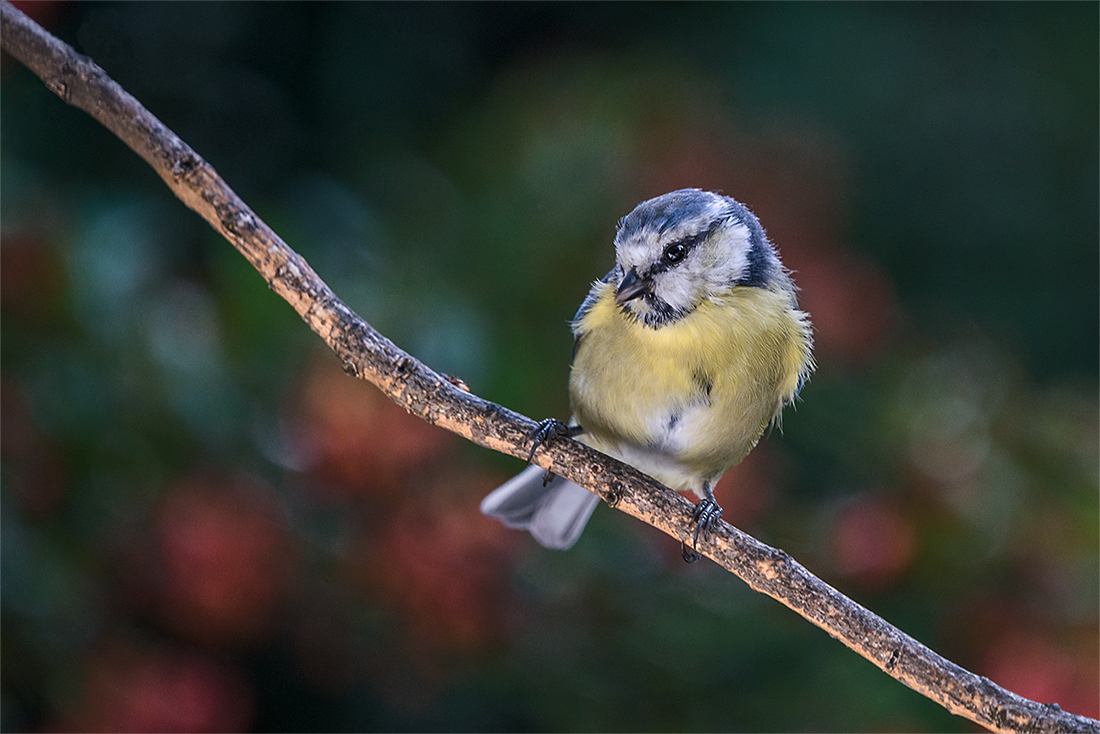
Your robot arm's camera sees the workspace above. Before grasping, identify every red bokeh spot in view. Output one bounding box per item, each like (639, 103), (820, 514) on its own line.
(151, 476), (296, 645)
(830, 493), (916, 590)
(56, 638), (254, 733)
(982, 630), (1100, 719)
(787, 247), (896, 366)
(0, 378), (69, 517)
(351, 474), (516, 652)
(711, 445), (780, 529)
(291, 361), (453, 500)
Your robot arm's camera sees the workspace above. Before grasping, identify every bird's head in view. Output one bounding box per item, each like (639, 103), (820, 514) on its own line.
(611, 189), (781, 327)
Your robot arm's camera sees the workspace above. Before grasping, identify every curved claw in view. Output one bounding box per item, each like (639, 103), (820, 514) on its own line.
(680, 541), (703, 563)
(525, 418), (581, 465)
(682, 497), (723, 563)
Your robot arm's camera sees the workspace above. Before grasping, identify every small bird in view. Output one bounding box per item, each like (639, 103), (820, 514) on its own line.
(480, 189), (813, 561)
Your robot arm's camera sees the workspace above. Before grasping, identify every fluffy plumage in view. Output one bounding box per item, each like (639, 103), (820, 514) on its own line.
(480, 189), (813, 551)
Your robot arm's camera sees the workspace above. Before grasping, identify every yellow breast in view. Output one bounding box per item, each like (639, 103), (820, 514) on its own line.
(569, 280), (812, 492)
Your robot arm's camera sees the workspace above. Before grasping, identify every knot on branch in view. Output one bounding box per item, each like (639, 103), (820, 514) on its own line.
(45, 75), (69, 102)
(395, 357), (416, 378)
(47, 56), (90, 104)
(171, 151), (203, 182)
(220, 206), (258, 239)
(885, 646), (901, 672)
(275, 258), (305, 289)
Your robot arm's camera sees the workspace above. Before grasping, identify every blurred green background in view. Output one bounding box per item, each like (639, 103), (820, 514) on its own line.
(2, 2), (1097, 731)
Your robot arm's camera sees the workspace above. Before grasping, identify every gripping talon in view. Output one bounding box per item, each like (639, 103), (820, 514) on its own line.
(525, 418), (582, 465)
(683, 496), (723, 563)
(680, 541), (703, 563)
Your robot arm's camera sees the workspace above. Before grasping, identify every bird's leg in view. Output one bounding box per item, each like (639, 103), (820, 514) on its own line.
(526, 419), (584, 485)
(681, 482), (724, 563)
(691, 484), (725, 546)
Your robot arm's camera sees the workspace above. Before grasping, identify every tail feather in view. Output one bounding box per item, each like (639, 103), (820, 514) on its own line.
(480, 464), (600, 549)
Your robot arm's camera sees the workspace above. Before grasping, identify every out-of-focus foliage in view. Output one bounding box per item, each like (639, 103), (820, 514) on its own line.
(2, 2), (1096, 732)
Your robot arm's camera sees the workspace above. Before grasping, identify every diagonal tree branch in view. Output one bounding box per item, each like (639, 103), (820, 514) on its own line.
(2, 4), (1095, 732)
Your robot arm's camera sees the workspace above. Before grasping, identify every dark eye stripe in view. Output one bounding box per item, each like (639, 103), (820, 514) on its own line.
(663, 242), (687, 264)
(657, 225), (709, 268)
(648, 215), (733, 279)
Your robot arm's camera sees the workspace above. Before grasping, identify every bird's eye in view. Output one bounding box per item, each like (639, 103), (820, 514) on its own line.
(663, 242), (687, 265)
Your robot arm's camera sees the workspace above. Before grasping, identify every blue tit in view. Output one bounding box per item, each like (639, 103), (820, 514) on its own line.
(480, 188), (813, 559)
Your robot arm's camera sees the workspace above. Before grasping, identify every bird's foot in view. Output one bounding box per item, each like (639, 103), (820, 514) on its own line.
(681, 497), (723, 563)
(525, 419), (582, 465)
(680, 542), (703, 563)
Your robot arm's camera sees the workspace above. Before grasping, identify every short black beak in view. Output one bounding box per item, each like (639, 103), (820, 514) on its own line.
(614, 268), (650, 304)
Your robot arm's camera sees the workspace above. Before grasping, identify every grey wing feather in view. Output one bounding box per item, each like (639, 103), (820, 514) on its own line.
(479, 464), (600, 550)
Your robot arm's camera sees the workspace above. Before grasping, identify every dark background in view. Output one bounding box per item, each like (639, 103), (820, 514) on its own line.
(2, 2), (1097, 731)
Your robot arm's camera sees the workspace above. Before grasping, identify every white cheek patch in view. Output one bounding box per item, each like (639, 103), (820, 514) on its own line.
(702, 220), (751, 288)
(653, 270), (698, 315)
